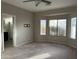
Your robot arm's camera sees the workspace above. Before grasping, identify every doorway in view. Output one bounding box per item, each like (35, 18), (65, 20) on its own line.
(2, 13), (15, 51)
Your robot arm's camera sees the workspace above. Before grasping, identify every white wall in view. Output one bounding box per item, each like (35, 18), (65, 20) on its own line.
(67, 13), (77, 48)
(1, 2), (77, 48)
(2, 2), (33, 47)
(34, 6), (77, 48)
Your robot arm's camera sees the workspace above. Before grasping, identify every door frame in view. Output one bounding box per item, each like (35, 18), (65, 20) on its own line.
(1, 13), (16, 51)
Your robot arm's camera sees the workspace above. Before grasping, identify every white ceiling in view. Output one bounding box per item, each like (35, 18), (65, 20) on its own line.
(2, 0), (77, 12)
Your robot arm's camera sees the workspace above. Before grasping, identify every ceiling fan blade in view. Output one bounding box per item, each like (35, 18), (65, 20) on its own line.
(42, 0), (51, 4)
(35, 1), (41, 6)
(23, 0), (34, 2)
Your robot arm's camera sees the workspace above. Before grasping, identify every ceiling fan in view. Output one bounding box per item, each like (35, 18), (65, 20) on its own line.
(23, 0), (52, 6)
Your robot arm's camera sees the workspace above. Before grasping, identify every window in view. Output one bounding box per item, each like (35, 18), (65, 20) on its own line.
(49, 20), (57, 36)
(49, 19), (66, 36)
(40, 20), (46, 35)
(58, 19), (66, 36)
(70, 17), (77, 39)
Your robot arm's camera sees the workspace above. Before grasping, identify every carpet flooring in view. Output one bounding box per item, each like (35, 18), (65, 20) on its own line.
(2, 43), (77, 59)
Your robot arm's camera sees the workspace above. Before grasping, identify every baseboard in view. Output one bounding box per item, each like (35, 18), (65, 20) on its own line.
(15, 41), (33, 47)
(66, 44), (77, 49)
(14, 40), (77, 49)
(34, 41), (77, 49)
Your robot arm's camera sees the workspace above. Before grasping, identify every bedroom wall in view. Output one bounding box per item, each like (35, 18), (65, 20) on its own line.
(2, 2), (33, 47)
(34, 6), (77, 48)
(1, 2), (77, 48)
(67, 13), (77, 48)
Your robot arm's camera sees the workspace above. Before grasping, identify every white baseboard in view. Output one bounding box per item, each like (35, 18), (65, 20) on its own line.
(15, 40), (33, 47)
(67, 44), (77, 48)
(35, 40), (77, 48)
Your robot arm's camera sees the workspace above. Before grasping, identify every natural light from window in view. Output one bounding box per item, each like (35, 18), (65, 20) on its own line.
(49, 20), (57, 36)
(71, 17), (76, 39)
(58, 19), (66, 36)
(4, 17), (13, 24)
(49, 19), (66, 36)
(40, 20), (46, 35)
(27, 53), (51, 59)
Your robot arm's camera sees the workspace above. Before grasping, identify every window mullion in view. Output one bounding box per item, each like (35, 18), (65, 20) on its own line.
(57, 19), (58, 36)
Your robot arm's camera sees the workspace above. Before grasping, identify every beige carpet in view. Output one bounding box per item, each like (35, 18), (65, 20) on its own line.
(2, 43), (77, 59)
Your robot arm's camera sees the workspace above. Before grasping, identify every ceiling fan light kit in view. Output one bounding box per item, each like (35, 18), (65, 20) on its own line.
(23, 0), (52, 6)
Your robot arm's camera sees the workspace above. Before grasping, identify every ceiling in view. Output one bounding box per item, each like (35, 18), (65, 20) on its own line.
(2, 0), (77, 12)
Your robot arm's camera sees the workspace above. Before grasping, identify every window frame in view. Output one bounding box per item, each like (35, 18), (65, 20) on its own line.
(70, 17), (77, 39)
(40, 19), (47, 35)
(49, 18), (67, 37)
(57, 19), (67, 36)
(49, 19), (58, 36)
